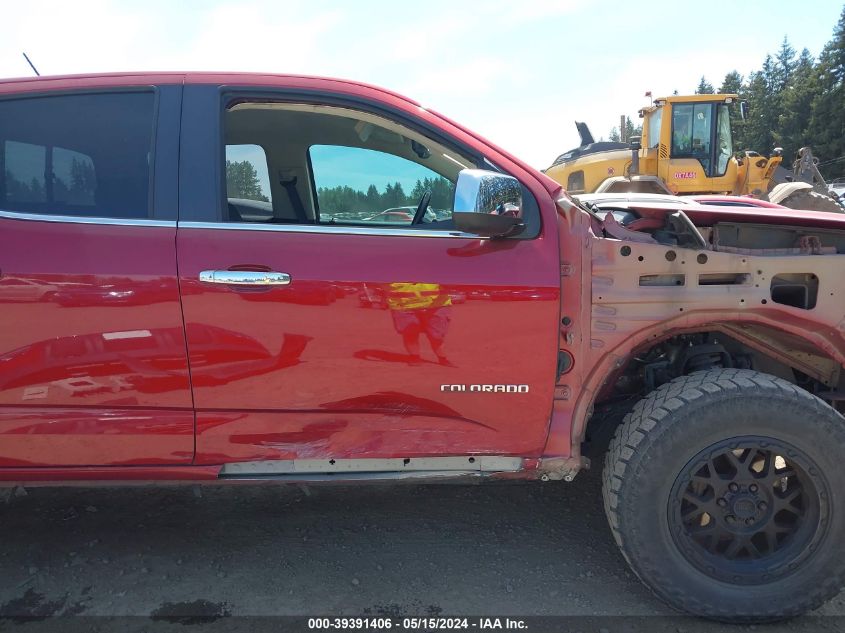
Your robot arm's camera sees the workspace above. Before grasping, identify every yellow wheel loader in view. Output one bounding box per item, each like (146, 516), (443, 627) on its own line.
(545, 94), (843, 212)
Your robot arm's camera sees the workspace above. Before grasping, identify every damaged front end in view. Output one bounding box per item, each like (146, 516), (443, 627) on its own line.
(579, 196), (845, 402)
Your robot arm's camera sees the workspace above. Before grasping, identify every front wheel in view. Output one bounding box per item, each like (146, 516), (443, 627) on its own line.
(603, 369), (845, 621)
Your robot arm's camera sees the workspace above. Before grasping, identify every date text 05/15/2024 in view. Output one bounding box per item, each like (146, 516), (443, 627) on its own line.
(308, 617), (528, 630)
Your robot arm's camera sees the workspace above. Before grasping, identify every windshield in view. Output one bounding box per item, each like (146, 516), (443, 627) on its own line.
(671, 102), (723, 177)
(672, 104), (711, 155)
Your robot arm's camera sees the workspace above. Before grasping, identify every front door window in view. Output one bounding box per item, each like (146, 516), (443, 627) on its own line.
(309, 145), (455, 226)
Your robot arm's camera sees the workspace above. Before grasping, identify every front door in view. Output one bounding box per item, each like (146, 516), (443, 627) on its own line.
(177, 87), (560, 466)
(0, 86), (193, 467)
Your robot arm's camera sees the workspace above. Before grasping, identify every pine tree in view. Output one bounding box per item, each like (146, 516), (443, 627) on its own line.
(773, 36), (797, 91)
(719, 71), (743, 95)
(365, 184), (380, 212)
(625, 117), (643, 142)
(695, 76), (715, 94)
(719, 71), (747, 152)
(740, 55), (780, 154)
(384, 182), (406, 208)
(777, 48), (818, 162)
(430, 177), (455, 209)
(807, 5), (845, 179)
(226, 160), (268, 201)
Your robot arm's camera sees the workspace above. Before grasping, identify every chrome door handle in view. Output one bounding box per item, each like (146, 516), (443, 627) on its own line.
(199, 270), (291, 286)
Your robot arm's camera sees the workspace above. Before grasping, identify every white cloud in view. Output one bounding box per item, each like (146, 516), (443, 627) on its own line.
(152, 2), (346, 73)
(396, 57), (519, 103)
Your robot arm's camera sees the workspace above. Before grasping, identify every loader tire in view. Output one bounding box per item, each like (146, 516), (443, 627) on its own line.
(779, 189), (844, 213)
(603, 369), (845, 621)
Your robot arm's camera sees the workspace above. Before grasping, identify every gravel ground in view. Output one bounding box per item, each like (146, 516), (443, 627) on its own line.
(0, 465), (843, 632)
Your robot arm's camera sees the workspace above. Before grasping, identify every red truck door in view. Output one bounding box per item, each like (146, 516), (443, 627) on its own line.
(0, 85), (194, 467)
(176, 84), (561, 467)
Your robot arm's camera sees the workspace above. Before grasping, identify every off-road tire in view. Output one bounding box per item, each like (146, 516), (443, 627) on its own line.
(603, 369), (845, 621)
(780, 189), (844, 213)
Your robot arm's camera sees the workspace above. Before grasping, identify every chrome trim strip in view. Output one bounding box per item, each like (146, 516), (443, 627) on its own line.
(199, 270), (291, 286)
(0, 208), (485, 236)
(219, 456), (523, 475)
(0, 208), (175, 227)
(178, 221), (486, 239)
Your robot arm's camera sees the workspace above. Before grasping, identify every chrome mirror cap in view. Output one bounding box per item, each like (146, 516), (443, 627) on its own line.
(454, 169), (523, 215)
(453, 169), (525, 238)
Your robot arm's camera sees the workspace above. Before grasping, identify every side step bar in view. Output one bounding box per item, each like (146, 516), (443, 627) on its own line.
(218, 456), (524, 480)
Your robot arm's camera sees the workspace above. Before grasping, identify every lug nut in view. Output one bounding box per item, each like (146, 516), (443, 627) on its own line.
(746, 518), (755, 526)
(726, 515), (736, 524)
(749, 484), (759, 493)
(717, 498), (728, 507)
(729, 483), (740, 492)
(758, 501), (768, 511)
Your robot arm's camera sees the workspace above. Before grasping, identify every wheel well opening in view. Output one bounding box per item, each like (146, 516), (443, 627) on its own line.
(582, 330), (842, 457)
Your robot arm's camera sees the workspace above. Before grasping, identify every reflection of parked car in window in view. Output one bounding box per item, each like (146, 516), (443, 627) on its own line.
(364, 207), (414, 223)
(364, 206), (439, 224)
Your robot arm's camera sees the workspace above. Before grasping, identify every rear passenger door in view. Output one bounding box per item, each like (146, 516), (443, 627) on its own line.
(0, 85), (194, 467)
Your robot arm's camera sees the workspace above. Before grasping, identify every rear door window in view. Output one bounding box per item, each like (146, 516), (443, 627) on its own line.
(0, 91), (155, 219)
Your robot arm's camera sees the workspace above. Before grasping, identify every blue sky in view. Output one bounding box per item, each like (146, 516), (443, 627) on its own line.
(309, 146), (441, 193)
(2, 0), (842, 168)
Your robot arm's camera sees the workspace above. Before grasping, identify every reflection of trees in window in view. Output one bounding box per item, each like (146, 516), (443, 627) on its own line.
(70, 158), (95, 201)
(411, 177), (454, 209)
(55, 158), (96, 205)
(226, 160), (269, 201)
(4, 170), (45, 202)
(5, 154), (96, 206)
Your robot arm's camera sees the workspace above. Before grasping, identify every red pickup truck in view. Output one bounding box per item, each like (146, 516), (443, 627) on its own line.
(1, 72), (844, 620)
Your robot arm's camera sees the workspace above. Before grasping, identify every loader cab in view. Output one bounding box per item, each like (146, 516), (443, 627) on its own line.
(645, 95), (739, 194)
(669, 102), (732, 177)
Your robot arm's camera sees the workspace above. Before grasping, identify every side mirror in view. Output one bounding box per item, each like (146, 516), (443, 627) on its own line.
(453, 169), (525, 238)
(739, 100), (749, 120)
